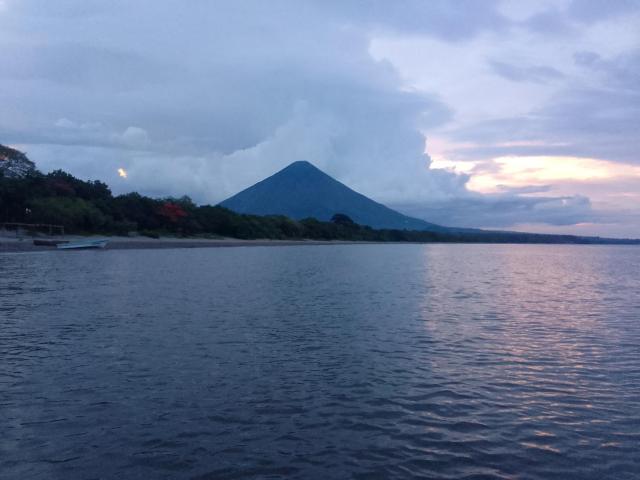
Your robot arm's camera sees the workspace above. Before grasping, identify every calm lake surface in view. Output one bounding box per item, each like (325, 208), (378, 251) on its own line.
(1, 244), (639, 479)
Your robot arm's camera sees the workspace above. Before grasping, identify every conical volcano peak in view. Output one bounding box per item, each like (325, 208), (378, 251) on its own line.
(219, 161), (446, 231)
(280, 160), (324, 175)
(288, 160), (315, 168)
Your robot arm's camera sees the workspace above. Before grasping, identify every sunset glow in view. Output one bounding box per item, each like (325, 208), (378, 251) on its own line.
(433, 156), (640, 194)
(429, 158), (477, 174)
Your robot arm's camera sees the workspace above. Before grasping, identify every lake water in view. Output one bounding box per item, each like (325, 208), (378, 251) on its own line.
(1, 244), (639, 479)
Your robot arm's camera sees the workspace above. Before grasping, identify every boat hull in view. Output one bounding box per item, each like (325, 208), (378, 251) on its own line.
(57, 239), (108, 250)
(34, 239), (69, 247)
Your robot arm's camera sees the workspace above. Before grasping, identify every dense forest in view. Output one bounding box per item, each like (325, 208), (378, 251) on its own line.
(0, 168), (637, 244)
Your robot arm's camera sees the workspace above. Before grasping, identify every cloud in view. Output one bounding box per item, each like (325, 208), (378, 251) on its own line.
(523, 9), (575, 36)
(567, 0), (640, 23)
(1, 0), (638, 237)
(399, 155), (640, 235)
(120, 127), (149, 148)
(573, 49), (640, 90)
(0, 43), (171, 90)
(523, 0), (640, 34)
(326, 0), (508, 41)
(488, 60), (564, 84)
(392, 193), (595, 229)
(0, 0), (477, 204)
(447, 48), (640, 165)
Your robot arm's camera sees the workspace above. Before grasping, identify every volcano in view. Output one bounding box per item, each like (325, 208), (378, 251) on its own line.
(219, 161), (447, 231)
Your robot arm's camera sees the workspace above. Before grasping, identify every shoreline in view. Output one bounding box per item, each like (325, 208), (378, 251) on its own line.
(1, 235), (639, 253)
(0, 236), (376, 253)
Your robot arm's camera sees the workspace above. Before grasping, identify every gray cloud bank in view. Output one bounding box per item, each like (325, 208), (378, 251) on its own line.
(0, 0), (638, 236)
(394, 194), (594, 229)
(450, 49), (640, 165)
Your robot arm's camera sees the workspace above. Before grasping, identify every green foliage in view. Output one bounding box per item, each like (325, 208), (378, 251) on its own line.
(0, 165), (637, 244)
(29, 197), (107, 231)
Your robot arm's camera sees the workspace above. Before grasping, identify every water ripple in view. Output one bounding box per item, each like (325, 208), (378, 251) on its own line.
(1, 244), (639, 479)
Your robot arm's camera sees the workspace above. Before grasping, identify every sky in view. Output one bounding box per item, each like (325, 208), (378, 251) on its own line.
(1, 0), (639, 237)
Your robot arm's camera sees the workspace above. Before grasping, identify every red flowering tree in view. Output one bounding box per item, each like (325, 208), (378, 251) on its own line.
(158, 202), (188, 223)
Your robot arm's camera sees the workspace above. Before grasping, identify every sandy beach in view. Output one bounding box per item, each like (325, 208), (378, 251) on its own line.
(0, 235), (369, 253)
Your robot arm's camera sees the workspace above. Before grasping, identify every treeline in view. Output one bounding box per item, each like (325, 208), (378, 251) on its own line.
(0, 168), (421, 240)
(0, 168), (637, 244)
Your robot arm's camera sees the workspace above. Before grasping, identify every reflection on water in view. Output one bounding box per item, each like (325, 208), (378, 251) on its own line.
(1, 244), (639, 479)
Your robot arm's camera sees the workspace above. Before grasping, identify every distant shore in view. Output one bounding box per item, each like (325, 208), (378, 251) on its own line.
(2, 234), (639, 253)
(0, 235), (374, 253)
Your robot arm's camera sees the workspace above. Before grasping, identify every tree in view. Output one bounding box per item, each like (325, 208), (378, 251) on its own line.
(158, 202), (188, 223)
(29, 197), (106, 231)
(331, 213), (356, 226)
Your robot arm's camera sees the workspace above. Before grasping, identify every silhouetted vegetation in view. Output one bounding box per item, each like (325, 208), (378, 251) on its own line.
(1, 168), (638, 244)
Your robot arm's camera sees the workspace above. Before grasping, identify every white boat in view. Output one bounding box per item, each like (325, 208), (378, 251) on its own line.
(56, 239), (108, 250)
